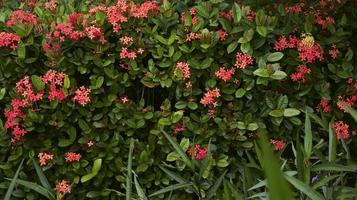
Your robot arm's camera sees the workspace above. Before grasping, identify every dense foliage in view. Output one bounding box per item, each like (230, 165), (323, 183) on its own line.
(1, 0), (357, 199)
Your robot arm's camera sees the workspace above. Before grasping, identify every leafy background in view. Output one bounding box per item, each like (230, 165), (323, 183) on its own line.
(1, 0), (357, 199)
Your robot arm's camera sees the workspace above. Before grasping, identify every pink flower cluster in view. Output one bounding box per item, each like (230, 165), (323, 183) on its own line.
(42, 70), (66, 102)
(285, 3), (305, 14)
(175, 62), (191, 80)
(235, 52), (254, 69)
(119, 47), (137, 59)
(317, 98), (331, 113)
(89, 0), (158, 32)
(65, 152), (82, 162)
(219, 10), (233, 21)
(218, 29), (228, 41)
(120, 36), (133, 46)
(290, 65), (311, 82)
(329, 45), (340, 59)
(270, 139), (286, 151)
(215, 67), (235, 82)
(6, 10), (38, 27)
(38, 152), (54, 166)
(0, 32), (21, 50)
(55, 180), (71, 199)
(186, 32), (201, 42)
(246, 10), (256, 22)
(187, 144), (207, 160)
(333, 121), (350, 140)
(337, 95), (357, 113)
(200, 88), (220, 107)
(73, 86), (91, 106)
(181, 7), (199, 26)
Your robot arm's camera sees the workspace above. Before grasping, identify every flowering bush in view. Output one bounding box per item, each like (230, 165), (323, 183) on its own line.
(0, 0), (357, 199)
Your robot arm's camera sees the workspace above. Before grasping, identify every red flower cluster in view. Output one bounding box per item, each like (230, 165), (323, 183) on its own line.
(119, 47), (137, 59)
(270, 139), (286, 151)
(285, 3), (305, 14)
(333, 121), (350, 140)
(6, 10), (38, 27)
(218, 29), (228, 41)
(175, 61), (191, 80)
(246, 10), (256, 22)
(235, 52), (254, 69)
(273, 35), (300, 51)
(329, 45), (340, 59)
(317, 98), (331, 113)
(337, 95), (357, 113)
(42, 70), (66, 102)
(187, 144), (207, 160)
(73, 86), (91, 106)
(90, 0), (158, 32)
(186, 32), (201, 42)
(55, 180), (71, 199)
(181, 7), (199, 26)
(215, 67), (235, 82)
(200, 88), (220, 107)
(298, 41), (324, 63)
(0, 32), (21, 50)
(65, 152), (82, 162)
(290, 65), (311, 82)
(38, 152), (54, 166)
(219, 10), (233, 21)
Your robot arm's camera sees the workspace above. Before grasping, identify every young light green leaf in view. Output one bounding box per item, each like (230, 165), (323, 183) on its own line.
(267, 52), (284, 62)
(31, 75), (45, 91)
(232, 3), (242, 24)
(0, 88), (6, 100)
(256, 26), (267, 37)
(284, 108), (301, 117)
(81, 159), (102, 183)
(133, 175), (147, 200)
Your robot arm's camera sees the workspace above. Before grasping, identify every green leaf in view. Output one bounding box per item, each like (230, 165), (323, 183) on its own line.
(32, 159), (51, 190)
(81, 159), (102, 183)
(267, 52), (284, 62)
(270, 71), (287, 80)
(227, 41), (239, 54)
(31, 75), (45, 90)
(180, 138), (190, 151)
(155, 35), (167, 45)
(304, 112), (312, 158)
(17, 43), (26, 59)
(184, 10), (192, 26)
(58, 126), (77, 147)
(328, 121), (337, 162)
(95, 76), (104, 89)
(269, 110), (284, 117)
(161, 128), (193, 168)
(253, 68), (269, 77)
(0, 88), (6, 100)
(159, 166), (190, 184)
(133, 175), (148, 200)
(172, 111), (183, 123)
(346, 106), (357, 122)
(166, 152), (180, 162)
(258, 134), (294, 200)
(283, 108), (301, 117)
(312, 163), (357, 172)
(284, 174), (325, 200)
(312, 175), (339, 190)
(63, 76), (70, 89)
(247, 123), (259, 131)
(256, 26), (267, 37)
(126, 139), (134, 200)
(235, 88), (246, 98)
(206, 170), (227, 200)
(4, 159), (24, 200)
(158, 118), (171, 126)
(232, 3), (242, 24)
(5, 178), (54, 200)
(217, 159), (229, 167)
(149, 183), (192, 197)
(78, 119), (90, 131)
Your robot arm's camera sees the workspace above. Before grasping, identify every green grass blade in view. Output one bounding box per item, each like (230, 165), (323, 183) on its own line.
(160, 128), (193, 169)
(206, 170), (227, 200)
(304, 111), (312, 158)
(328, 121), (337, 163)
(258, 134), (294, 200)
(4, 159), (24, 200)
(283, 174), (325, 200)
(312, 175), (339, 190)
(312, 163), (357, 172)
(149, 183), (191, 197)
(133, 174), (148, 200)
(126, 138), (135, 200)
(159, 166), (190, 184)
(346, 105), (357, 122)
(224, 179), (244, 200)
(5, 178), (54, 199)
(32, 159), (52, 190)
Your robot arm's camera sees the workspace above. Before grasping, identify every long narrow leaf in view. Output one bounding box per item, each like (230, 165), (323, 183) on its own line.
(161, 128), (193, 168)
(126, 138), (135, 200)
(284, 174), (325, 200)
(304, 111), (312, 158)
(133, 175), (148, 200)
(149, 183), (191, 197)
(312, 163), (357, 172)
(258, 134), (294, 200)
(312, 175), (339, 189)
(328, 121), (337, 163)
(159, 166), (190, 184)
(32, 159), (52, 190)
(224, 179), (244, 200)
(206, 170), (227, 200)
(5, 178), (54, 199)
(346, 105), (357, 122)
(4, 159), (24, 200)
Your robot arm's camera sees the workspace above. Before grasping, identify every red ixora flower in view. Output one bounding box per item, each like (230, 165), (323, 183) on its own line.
(200, 88), (220, 107)
(73, 86), (91, 106)
(290, 65), (311, 83)
(175, 61), (191, 80)
(333, 121), (350, 140)
(297, 39), (324, 63)
(65, 152), (81, 162)
(38, 152), (54, 166)
(317, 98), (331, 113)
(0, 32), (21, 50)
(235, 52), (254, 69)
(187, 144), (207, 160)
(6, 10), (38, 27)
(215, 67), (235, 82)
(270, 139), (286, 151)
(55, 180), (71, 199)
